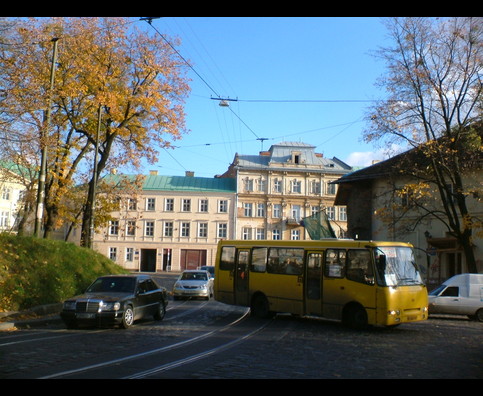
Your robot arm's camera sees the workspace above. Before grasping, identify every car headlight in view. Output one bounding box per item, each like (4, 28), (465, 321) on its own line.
(99, 301), (121, 311)
(63, 301), (76, 310)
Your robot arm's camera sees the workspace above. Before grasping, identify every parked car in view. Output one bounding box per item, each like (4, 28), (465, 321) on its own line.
(428, 273), (483, 322)
(199, 265), (215, 278)
(60, 274), (169, 329)
(173, 270), (213, 300)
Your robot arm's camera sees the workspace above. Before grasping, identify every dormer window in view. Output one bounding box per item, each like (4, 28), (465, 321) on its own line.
(291, 151), (302, 164)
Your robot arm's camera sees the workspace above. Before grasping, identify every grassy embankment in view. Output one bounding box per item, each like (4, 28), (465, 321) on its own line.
(0, 234), (127, 312)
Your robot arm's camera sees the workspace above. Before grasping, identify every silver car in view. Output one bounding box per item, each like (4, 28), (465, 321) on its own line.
(173, 270), (214, 300)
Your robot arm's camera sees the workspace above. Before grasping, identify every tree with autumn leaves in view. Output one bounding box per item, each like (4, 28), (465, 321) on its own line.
(365, 17), (482, 272)
(0, 17), (190, 246)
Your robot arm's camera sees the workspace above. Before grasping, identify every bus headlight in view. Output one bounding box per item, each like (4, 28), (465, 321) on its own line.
(388, 310), (400, 316)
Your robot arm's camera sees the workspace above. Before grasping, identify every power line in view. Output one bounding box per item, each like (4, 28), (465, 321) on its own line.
(141, 17), (260, 140)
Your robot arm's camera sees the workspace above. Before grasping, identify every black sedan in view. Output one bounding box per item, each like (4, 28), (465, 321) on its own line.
(60, 274), (168, 329)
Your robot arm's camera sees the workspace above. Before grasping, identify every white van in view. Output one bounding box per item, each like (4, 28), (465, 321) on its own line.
(428, 273), (483, 321)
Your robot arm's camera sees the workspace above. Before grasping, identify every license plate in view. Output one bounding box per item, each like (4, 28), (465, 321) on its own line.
(77, 313), (95, 319)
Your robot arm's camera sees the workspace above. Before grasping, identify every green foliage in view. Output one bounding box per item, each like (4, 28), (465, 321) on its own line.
(0, 234), (128, 311)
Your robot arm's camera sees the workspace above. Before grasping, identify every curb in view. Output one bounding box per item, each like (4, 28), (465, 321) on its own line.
(0, 303), (63, 331)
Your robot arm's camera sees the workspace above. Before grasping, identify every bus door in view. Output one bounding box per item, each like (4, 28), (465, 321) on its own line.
(305, 251), (324, 316)
(234, 249), (250, 306)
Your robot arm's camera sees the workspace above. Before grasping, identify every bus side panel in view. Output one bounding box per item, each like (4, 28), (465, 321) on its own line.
(260, 273), (304, 315)
(214, 267), (235, 306)
(323, 278), (377, 323)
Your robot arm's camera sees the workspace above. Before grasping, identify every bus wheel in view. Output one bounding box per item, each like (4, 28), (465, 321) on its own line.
(251, 294), (272, 318)
(343, 304), (368, 329)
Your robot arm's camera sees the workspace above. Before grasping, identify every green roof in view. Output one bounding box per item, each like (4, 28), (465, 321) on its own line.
(104, 174), (236, 193)
(143, 175), (236, 193)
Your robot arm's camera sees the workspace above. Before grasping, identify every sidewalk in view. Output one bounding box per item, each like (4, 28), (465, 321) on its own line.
(0, 303), (63, 331)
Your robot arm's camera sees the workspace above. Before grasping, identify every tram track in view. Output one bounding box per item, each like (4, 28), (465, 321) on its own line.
(37, 305), (260, 379)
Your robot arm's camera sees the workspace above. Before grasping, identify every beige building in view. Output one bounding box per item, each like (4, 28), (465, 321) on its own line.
(220, 142), (352, 240)
(93, 172), (236, 272)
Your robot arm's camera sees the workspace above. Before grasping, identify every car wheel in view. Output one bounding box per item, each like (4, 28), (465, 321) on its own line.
(121, 306), (134, 329)
(154, 302), (166, 321)
(475, 308), (483, 322)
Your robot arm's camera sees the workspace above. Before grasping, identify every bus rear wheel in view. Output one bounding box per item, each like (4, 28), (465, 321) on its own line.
(251, 294), (272, 318)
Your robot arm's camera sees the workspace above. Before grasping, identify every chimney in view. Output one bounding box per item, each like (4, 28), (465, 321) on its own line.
(149, 170), (158, 176)
(185, 171), (194, 177)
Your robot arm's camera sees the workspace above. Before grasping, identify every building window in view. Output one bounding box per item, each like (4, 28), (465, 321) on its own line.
(181, 222), (190, 237)
(128, 198), (137, 210)
(291, 230), (300, 240)
(257, 203), (265, 217)
(291, 179), (301, 193)
(146, 198), (155, 211)
(256, 178), (266, 192)
(109, 220), (119, 235)
(199, 199), (208, 212)
(327, 206), (335, 220)
(272, 204), (282, 218)
(310, 180), (321, 194)
(242, 227), (252, 240)
(291, 205), (301, 222)
(217, 223), (227, 238)
(109, 247), (117, 261)
(164, 221), (173, 237)
(339, 206), (347, 221)
(0, 211), (9, 227)
(272, 229), (281, 240)
(219, 200), (228, 213)
(198, 223), (208, 238)
(311, 206), (320, 216)
(182, 199), (191, 212)
(145, 221), (155, 237)
(243, 203), (253, 217)
(126, 220), (136, 236)
(126, 247), (134, 262)
(244, 178), (254, 192)
(165, 198), (174, 211)
(256, 228), (265, 240)
(326, 183), (336, 195)
(273, 178), (282, 193)
(1, 188), (10, 200)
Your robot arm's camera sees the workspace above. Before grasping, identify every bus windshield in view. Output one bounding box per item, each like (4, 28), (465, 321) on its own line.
(374, 246), (423, 287)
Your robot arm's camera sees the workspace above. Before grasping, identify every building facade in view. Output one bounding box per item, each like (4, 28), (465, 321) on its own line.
(334, 152), (482, 288)
(92, 172), (236, 272)
(220, 142), (352, 241)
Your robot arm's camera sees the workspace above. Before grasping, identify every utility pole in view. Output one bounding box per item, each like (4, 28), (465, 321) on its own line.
(35, 37), (59, 237)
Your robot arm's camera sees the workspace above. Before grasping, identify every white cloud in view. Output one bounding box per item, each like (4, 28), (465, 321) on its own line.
(345, 144), (405, 167)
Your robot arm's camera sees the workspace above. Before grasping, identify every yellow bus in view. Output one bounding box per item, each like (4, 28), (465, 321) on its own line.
(214, 240), (428, 328)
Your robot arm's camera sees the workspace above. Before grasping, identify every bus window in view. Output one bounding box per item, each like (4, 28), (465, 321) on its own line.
(346, 249), (374, 285)
(220, 246), (236, 271)
(325, 249), (346, 278)
(251, 247), (268, 272)
(267, 248), (304, 275)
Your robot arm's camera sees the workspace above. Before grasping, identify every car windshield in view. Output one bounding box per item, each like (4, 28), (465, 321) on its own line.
(180, 272), (208, 281)
(374, 246), (424, 287)
(86, 277), (135, 293)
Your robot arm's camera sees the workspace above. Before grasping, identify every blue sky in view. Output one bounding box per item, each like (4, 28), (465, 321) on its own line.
(139, 17), (393, 177)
